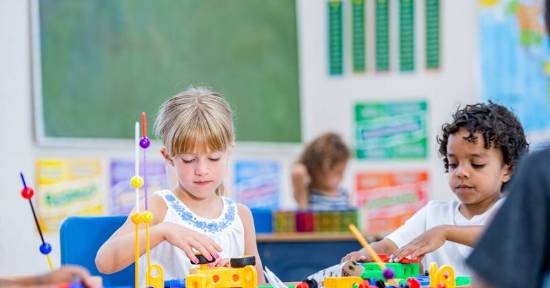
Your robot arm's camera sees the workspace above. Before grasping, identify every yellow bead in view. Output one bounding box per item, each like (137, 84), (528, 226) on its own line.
(141, 211), (154, 223)
(130, 176), (144, 188)
(131, 213), (141, 224)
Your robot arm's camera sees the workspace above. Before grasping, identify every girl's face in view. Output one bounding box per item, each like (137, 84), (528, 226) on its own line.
(446, 128), (511, 208)
(163, 148), (229, 200)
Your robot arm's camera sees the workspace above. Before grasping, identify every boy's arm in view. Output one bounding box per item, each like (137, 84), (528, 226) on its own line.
(444, 225), (483, 246)
(237, 204), (266, 284)
(391, 225), (483, 261)
(341, 238), (398, 262)
(291, 163), (309, 209)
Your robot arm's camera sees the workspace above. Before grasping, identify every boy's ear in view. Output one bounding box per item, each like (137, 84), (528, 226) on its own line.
(160, 147), (174, 166)
(501, 164), (513, 183)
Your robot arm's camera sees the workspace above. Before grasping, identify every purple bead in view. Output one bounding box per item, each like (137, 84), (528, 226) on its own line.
(39, 242), (52, 255)
(382, 268), (394, 280)
(139, 137), (151, 149)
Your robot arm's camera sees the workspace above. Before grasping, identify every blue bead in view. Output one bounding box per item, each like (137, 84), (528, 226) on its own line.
(39, 243), (52, 255)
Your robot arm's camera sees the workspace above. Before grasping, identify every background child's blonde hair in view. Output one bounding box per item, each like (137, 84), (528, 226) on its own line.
(299, 132), (350, 183)
(154, 86), (234, 195)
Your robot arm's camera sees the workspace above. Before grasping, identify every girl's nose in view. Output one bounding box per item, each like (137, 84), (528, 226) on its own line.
(194, 161), (209, 176)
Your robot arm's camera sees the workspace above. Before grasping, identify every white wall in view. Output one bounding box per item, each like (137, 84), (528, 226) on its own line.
(0, 0), (480, 276)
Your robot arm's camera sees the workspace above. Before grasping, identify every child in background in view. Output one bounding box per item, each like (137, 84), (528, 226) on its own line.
(95, 87), (265, 284)
(342, 102), (528, 275)
(292, 132), (351, 210)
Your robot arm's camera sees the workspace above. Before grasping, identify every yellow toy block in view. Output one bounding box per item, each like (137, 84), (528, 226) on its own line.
(429, 263), (456, 288)
(323, 276), (362, 288)
(186, 258), (257, 288)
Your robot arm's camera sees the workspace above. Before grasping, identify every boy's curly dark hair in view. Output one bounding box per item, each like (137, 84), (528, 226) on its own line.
(437, 101), (529, 174)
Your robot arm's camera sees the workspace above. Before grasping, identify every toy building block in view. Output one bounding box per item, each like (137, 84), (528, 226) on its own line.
(429, 263), (455, 288)
(323, 276), (363, 288)
(361, 262), (419, 280)
(186, 255), (257, 288)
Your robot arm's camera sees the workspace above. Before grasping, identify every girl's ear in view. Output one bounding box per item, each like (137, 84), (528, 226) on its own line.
(501, 163), (512, 183)
(160, 147), (174, 166)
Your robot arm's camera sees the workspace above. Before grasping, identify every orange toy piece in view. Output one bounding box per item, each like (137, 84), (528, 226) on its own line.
(323, 276), (363, 288)
(186, 256), (257, 288)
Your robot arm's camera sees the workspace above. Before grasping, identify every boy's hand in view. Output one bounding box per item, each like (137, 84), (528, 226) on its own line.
(341, 248), (371, 263)
(391, 226), (447, 261)
(160, 222), (222, 263)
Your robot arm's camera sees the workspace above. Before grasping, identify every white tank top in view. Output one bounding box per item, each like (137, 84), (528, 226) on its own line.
(138, 190), (245, 285)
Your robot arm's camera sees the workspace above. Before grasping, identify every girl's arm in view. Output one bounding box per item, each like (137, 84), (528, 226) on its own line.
(391, 225), (483, 261)
(95, 194), (168, 274)
(237, 204), (266, 284)
(291, 163), (309, 209)
(95, 194), (222, 274)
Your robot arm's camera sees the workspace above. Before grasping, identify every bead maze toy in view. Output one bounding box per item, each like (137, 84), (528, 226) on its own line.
(130, 113), (165, 288)
(19, 172), (54, 271)
(20, 172), (85, 288)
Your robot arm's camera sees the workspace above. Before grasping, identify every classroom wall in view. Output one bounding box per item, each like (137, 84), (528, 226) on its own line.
(0, 0), (480, 276)
(298, 0), (479, 200)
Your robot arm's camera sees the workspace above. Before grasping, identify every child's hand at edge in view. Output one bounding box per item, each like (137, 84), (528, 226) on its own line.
(160, 222), (222, 263)
(341, 248), (371, 263)
(391, 226), (447, 261)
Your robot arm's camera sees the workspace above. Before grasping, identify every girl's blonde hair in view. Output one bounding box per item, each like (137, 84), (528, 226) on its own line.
(154, 86), (234, 195)
(299, 132), (350, 183)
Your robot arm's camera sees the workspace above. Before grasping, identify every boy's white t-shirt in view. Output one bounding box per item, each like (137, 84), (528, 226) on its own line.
(386, 198), (504, 276)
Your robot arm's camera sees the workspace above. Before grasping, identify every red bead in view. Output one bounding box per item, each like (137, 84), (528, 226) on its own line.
(21, 187), (34, 199)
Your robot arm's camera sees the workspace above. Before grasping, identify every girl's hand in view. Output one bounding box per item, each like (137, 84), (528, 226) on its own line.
(391, 226), (447, 261)
(209, 258), (230, 268)
(160, 222), (222, 263)
(341, 249), (371, 263)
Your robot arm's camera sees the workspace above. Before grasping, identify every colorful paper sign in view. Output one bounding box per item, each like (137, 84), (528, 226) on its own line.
(352, 0), (366, 72)
(36, 158), (105, 232)
(355, 100), (428, 159)
(109, 159), (168, 215)
(328, 0), (344, 75)
(233, 160), (280, 209)
(480, 0), (550, 134)
(400, 0), (415, 72)
(425, 0), (440, 69)
(355, 171), (428, 234)
(375, 0), (390, 71)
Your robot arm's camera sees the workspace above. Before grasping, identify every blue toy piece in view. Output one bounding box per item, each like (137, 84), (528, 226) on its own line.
(164, 279), (186, 288)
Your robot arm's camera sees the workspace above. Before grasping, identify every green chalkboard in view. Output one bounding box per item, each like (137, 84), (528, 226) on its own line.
(36, 0), (300, 142)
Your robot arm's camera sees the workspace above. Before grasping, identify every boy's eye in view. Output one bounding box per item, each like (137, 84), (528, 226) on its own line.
(448, 163), (458, 169)
(472, 163), (486, 169)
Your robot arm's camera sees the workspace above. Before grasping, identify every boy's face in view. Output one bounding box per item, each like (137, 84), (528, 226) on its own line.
(446, 128), (512, 208)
